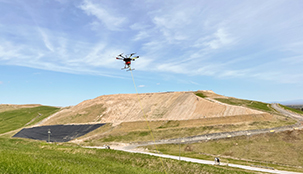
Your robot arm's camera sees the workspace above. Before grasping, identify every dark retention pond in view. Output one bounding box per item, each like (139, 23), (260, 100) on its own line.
(13, 124), (105, 142)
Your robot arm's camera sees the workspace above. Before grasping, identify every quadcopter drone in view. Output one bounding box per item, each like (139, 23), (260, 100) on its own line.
(116, 53), (139, 70)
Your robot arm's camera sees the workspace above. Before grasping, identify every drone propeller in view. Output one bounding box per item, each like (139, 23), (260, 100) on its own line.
(118, 53), (125, 58)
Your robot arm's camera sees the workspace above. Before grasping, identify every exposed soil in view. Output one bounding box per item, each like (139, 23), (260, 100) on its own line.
(41, 91), (267, 126)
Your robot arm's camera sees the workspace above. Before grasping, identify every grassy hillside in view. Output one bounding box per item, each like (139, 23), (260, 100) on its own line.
(0, 104), (41, 113)
(146, 129), (303, 173)
(81, 114), (295, 145)
(0, 138), (255, 174)
(194, 91), (274, 113)
(0, 106), (60, 134)
(279, 104), (303, 115)
(214, 98), (273, 112)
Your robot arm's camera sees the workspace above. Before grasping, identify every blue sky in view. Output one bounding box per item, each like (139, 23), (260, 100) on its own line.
(0, 0), (303, 106)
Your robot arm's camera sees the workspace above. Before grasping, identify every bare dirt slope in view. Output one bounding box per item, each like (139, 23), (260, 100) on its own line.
(41, 91), (267, 126)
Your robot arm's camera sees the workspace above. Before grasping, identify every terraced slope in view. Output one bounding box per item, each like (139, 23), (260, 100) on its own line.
(41, 91), (269, 126)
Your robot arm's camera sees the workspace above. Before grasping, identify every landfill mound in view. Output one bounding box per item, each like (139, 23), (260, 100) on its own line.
(40, 91), (267, 126)
(13, 124), (105, 142)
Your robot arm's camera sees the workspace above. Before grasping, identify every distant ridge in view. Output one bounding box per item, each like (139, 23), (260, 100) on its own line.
(279, 99), (303, 105)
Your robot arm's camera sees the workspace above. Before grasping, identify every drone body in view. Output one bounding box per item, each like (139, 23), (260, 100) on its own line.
(116, 53), (139, 71)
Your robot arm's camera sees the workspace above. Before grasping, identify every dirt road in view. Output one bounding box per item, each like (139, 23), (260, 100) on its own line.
(82, 146), (303, 174)
(271, 103), (303, 121)
(84, 103), (303, 174)
(111, 103), (303, 149)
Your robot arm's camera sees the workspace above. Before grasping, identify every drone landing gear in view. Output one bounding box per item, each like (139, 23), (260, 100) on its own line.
(121, 67), (135, 71)
(127, 68), (135, 71)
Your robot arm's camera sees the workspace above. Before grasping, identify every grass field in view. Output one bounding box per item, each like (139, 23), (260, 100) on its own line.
(0, 138), (256, 174)
(0, 106), (60, 134)
(146, 129), (303, 173)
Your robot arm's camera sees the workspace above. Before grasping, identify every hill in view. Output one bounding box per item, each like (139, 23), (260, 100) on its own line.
(35, 90), (296, 145)
(0, 104), (41, 113)
(40, 90), (269, 126)
(0, 105), (60, 134)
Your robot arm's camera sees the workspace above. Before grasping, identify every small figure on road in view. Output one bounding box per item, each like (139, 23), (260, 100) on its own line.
(215, 157), (220, 165)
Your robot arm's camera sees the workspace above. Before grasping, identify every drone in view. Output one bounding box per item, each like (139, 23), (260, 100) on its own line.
(116, 53), (139, 70)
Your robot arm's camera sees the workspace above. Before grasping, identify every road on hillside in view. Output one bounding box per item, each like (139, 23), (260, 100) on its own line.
(271, 103), (303, 121)
(118, 103), (303, 149)
(120, 124), (303, 151)
(83, 146), (303, 174)
(84, 104), (303, 174)
(123, 149), (303, 174)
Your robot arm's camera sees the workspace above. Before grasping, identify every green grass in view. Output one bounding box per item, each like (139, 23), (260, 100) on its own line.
(195, 92), (207, 98)
(146, 130), (303, 173)
(214, 98), (273, 112)
(279, 104), (303, 115)
(0, 138), (255, 174)
(0, 106), (60, 134)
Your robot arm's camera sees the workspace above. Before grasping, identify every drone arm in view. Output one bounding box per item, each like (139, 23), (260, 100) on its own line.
(117, 53), (126, 59)
(131, 56), (139, 60)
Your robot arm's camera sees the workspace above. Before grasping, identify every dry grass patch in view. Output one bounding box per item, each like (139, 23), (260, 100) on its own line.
(80, 113), (294, 145)
(148, 130), (303, 173)
(45, 104), (106, 125)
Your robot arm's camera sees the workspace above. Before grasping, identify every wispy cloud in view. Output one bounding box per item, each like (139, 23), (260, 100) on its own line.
(0, 41), (23, 61)
(37, 27), (54, 52)
(0, 0), (302, 85)
(203, 28), (234, 49)
(79, 0), (127, 31)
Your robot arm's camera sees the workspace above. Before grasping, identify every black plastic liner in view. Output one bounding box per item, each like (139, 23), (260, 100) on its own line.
(13, 124), (105, 142)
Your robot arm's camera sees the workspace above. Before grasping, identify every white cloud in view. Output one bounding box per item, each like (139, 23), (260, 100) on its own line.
(138, 85), (145, 88)
(203, 28), (234, 49)
(79, 0), (126, 31)
(1, 0), (303, 86)
(133, 31), (150, 41)
(0, 81), (3, 85)
(37, 27), (54, 52)
(0, 42), (23, 61)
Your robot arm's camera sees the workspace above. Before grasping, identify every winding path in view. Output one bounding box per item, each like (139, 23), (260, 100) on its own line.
(114, 104), (303, 150)
(85, 104), (303, 174)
